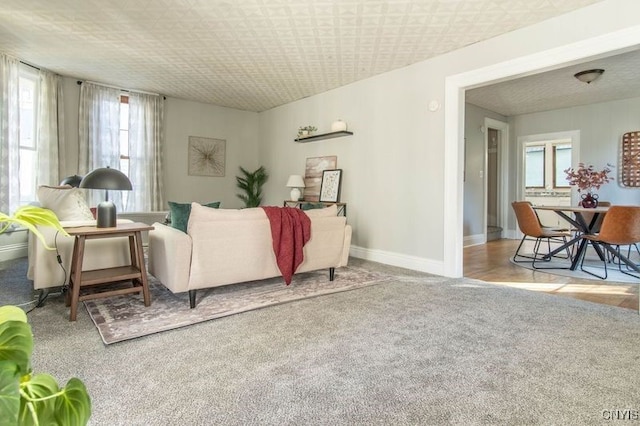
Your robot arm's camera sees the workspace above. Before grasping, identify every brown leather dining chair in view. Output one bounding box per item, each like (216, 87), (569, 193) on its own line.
(511, 201), (572, 269)
(579, 205), (640, 279)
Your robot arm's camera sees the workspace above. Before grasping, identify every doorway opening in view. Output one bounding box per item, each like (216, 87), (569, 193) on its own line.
(483, 118), (509, 243)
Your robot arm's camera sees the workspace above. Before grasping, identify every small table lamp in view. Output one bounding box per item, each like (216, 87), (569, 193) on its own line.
(286, 175), (305, 201)
(80, 167), (132, 228)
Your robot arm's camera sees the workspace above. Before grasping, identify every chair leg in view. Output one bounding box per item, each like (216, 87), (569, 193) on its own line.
(580, 241), (608, 279)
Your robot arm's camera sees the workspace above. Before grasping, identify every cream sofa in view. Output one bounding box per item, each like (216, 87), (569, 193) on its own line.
(27, 219), (135, 292)
(148, 203), (352, 308)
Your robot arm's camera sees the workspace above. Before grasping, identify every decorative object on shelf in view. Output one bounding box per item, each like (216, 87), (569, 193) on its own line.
(331, 119), (347, 132)
(621, 131), (640, 187)
(319, 169), (343, 203)
(286, 174), (305, 201)
(564, 162), (614, 208)
(304, 156), (337, 202)
(574, 68), (604, 84)
(236, 166), (269, 207)
(188, 136), (226, 177)
(297, 125), (317, 138)
(0, 305), (92, 425)
(80, 166), (132, 227)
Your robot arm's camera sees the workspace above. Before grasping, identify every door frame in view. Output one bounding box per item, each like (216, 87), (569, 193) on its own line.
(443, 25), (640, 278)
(483, 118), (509, 243)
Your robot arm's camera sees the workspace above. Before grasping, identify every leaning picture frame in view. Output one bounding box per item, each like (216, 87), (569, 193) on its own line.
(319, 169), (342, 202)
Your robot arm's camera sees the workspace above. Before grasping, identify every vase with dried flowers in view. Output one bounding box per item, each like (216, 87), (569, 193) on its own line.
(564, 163), (614, 208)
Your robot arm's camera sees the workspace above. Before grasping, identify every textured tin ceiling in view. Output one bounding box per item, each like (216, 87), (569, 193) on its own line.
(466, 48), (640, 116)
(0, 0), (602, 112)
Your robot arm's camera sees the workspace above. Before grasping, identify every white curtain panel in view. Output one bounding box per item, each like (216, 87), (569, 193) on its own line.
(78, 82), (122, 209)
(0, 54), (20, 214)
(36, 69), (62, 188)
(128, 92), (165, 211)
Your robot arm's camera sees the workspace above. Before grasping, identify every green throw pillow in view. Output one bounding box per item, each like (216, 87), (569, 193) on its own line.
(300, 202), (326, 211)
(168, 201), (221, 233)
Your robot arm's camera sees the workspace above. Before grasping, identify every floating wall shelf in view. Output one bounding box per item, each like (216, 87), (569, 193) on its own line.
(294, 130), (353, 143)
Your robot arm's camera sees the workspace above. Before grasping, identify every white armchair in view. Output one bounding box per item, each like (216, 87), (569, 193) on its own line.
(27, 219), (134, 291)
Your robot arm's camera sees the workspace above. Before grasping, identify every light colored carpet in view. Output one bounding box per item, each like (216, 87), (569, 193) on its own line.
(3, 258), (640, 425)
(84, 266), (390, 344)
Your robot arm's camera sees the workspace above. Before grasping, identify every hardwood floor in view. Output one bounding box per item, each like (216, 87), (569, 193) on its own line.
(464, 239), (639, 311)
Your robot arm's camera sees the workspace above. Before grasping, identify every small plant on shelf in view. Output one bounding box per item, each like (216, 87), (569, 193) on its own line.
(297, 125), (317, 138)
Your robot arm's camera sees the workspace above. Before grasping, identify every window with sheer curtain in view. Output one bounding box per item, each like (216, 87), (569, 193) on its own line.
(78, 82), (165, 212)
(0, 54), (62, 215)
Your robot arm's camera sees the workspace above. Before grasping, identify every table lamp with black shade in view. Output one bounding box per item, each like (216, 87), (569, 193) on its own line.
(79, 167), (132, 228)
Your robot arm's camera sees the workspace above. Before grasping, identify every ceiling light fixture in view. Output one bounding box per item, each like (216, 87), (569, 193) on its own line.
(574, 69), (604, 84)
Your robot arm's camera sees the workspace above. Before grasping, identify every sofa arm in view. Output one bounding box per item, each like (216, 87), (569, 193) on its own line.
(148, 222), (192, 294)
(340, 224), (352, 267)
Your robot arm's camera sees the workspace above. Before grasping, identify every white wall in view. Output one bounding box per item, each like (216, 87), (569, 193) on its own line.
(259, 0), (640, 276)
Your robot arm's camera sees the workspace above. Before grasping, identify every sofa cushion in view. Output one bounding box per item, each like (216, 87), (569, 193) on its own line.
(304, 204), (338, 218)
(168, 201), (221, 233)
(187, 204), (266, 231)
(36, 185), (94, 221)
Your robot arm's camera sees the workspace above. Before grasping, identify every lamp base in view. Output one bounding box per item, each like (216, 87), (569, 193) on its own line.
(290, 188), (302, 201)
(96, 201), (117, 228)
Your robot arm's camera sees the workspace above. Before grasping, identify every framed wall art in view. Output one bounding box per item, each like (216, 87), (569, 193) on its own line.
(319, 169), (343, 202)
(188, 136), (226, 177)
(303, 155), (337, 201)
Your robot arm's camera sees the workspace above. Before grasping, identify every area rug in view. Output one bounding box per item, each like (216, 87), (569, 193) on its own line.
(84, 266), (391, 344)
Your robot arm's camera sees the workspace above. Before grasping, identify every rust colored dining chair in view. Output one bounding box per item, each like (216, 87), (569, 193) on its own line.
(511, 201), (573, 269)
(579, 205), (640, 279)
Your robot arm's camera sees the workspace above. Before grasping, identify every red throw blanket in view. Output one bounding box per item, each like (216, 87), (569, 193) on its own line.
(261, 206), (311, 285)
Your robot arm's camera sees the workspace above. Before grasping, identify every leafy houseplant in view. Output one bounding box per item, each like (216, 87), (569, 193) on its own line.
(0, 305), (91, 425)
(0, 206), (91, 424)
(564, 162), (614, 193)
(236, 166), (269, 208)
(297, 125), (317, 138)
(564, 163), (614, 208)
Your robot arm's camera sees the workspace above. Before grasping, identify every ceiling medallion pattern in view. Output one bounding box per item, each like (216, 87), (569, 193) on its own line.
(0, 0), (600, 111)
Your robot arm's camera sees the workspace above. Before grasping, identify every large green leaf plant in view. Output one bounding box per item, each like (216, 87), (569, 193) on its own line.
(0, 206), (69, 250)
(235, 166), (269, 208)
(0, 206), (90, 424)
(0, 305), (91, 425)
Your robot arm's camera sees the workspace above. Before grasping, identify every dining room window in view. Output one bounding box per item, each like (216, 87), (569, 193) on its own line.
(525, 140), (572, 191)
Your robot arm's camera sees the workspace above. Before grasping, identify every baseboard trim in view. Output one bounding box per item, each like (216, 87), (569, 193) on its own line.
(349, 245), (445, 276)
(464, 234), (485, 247)
(0, 243), (28, 262)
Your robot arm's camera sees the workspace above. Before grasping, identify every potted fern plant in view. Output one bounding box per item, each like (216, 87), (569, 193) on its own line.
(235, 166), (269, 208)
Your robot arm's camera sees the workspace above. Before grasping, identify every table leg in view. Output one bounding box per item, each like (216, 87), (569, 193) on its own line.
(69, 235), (86, 321)
(134, 231), (151, 306)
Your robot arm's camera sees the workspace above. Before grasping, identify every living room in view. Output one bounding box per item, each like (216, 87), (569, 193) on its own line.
(2, 1), (640, 424)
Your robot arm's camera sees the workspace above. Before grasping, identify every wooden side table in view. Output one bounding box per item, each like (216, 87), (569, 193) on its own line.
(283, 200), (347, 217)
(65, 222), (154, 321)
